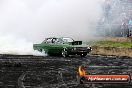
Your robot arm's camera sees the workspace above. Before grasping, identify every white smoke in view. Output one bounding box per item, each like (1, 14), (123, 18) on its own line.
(99, 0), (132, 36)
(0, 0), (103, 55)
(0, 35), (46, 55)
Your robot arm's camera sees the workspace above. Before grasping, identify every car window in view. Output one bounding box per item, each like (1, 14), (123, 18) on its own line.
(56, 39), (59, 43)
(46, 38), (52, 43)
(52, 38), (58, 43)
(62, 38), (74, 42)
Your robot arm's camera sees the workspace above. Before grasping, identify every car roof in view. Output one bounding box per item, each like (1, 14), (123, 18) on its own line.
(45, 37), (74, 41)
(45, 37), (58, 39)
(45, 37), (72, 39)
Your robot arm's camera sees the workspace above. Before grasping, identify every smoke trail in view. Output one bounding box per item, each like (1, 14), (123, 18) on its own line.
(0, 0), (103, 55)
(0, 35), (46, 55)
(98, 0), (132, 36)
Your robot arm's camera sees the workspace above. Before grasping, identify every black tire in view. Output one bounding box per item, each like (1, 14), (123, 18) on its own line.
(38, 49), (42, 52)
(38, 49), (47, 55)
(80, 53), (87, 57)
(62, 48), (69, 57)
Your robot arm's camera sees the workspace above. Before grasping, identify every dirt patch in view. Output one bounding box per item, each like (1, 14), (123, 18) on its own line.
(103, 37), (132, 42)
(91, 46), (132, 57)
(0, 55), (132, 88)
(90, 37), (132, 57)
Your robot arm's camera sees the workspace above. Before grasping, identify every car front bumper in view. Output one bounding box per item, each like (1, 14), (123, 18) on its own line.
(68, 48), (92, 55)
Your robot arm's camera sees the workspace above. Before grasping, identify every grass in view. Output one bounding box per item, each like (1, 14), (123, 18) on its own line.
(86, 41), (132, 48)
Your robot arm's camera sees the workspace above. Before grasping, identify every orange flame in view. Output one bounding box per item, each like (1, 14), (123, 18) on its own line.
(78, 65), (86, 76)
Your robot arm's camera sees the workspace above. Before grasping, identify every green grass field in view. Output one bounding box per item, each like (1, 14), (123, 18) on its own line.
(86, 41), (132, 48)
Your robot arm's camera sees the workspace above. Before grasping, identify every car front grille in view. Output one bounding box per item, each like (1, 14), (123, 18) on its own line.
(75, 47), (87, 51)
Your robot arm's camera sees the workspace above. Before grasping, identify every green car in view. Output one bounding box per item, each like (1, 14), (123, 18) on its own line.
(33, 37), (92, 57)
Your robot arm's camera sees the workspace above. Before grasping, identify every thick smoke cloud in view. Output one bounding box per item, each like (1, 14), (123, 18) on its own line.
(99, 0), (132, 36)
(0, 0), (103, 55)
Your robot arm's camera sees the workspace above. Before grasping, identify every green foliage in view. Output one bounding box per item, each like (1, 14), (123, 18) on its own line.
(93, 41), (132, 48)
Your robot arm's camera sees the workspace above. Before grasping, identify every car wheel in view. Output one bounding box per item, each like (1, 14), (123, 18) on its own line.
(62, 48), (68, 57)
(38, 49), (47, 55)
(80, 53), (87, 57)
(38, 49), (42, 52)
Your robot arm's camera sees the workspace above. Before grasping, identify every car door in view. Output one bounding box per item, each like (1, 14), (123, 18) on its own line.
(41, 38), (53, 53)
(48, 38), (63, 54)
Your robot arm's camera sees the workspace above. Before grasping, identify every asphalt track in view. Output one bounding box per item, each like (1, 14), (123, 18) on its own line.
(0, 54), (132, 88)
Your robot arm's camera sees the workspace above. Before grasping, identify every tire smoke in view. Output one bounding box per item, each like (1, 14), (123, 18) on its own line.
(0, 0), (103, 55)
(0, 35), (46, 55)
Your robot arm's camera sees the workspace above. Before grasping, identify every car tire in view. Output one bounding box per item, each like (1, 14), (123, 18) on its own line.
(38, 49), (47, 55)
(38, 49), (42, 52)
(62, 48), (69, 57)
(80, 53), (87, 57)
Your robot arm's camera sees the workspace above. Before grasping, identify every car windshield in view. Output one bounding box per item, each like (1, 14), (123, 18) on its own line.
(62, 37), (74, 42)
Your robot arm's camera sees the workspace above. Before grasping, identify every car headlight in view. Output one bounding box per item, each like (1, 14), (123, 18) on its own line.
(87, 47), (90, 49)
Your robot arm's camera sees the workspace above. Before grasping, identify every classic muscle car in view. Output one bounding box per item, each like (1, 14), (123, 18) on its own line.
(33, 37), (92, 57)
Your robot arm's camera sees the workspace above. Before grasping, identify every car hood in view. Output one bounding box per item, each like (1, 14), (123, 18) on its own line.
(72, 44), (89, 47)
